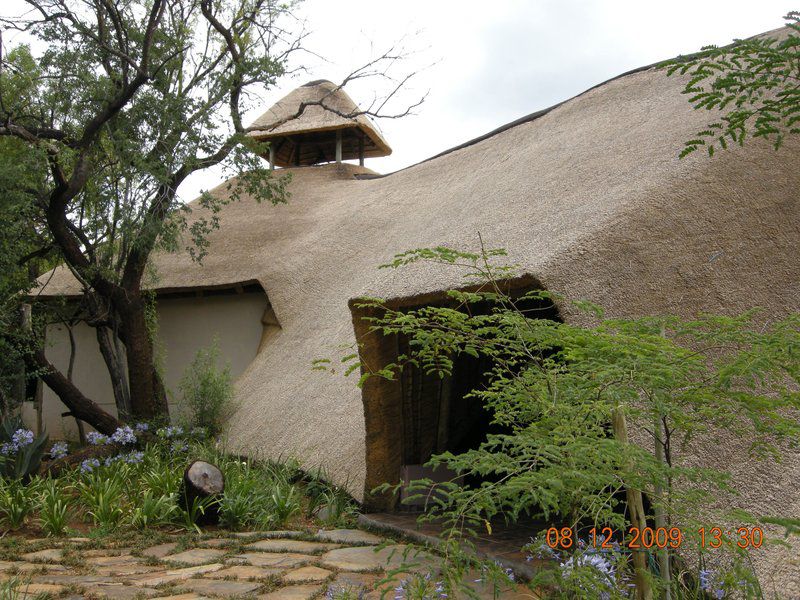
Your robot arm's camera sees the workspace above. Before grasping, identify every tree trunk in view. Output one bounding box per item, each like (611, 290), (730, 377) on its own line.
(181, 460), (224, 525)
(29, 348), (122, 435)
(95, 324), (132, 421)
(612, 408), (653, 600)
(118, 295), (169, 419)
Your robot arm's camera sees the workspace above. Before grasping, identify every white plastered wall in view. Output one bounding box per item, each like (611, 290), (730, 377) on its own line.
(23, 291), (269, 439)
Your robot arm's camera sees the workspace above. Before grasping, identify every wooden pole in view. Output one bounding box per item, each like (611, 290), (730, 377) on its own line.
(268, 144), (275, 170)
(335, 130), (342, 163)
(358, 134), (365, 167)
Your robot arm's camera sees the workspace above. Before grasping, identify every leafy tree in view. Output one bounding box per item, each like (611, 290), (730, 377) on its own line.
(348, 247), (800, 599)
(0, 46), (53, 417)
(0, 0), (421, 432)
(664, 12), (800, 157)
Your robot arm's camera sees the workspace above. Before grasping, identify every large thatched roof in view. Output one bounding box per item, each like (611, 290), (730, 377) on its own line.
(247, 79), (392, 166)
(35, 27), (800, 592)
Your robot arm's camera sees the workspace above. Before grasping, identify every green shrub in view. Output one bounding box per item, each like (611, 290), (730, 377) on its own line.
(141, 459), (182, 498)
(219, 488), (258, 530)
(79, 470), (126, 528)
(304, 467), (358, 526)
(268, 482), (301, 527)
(0, 478), (37, 528)
(38, 478), (70, 536)
(178, 339), (233, 437)
(0, 578), (50, 600)
(129, 492), (177, 529)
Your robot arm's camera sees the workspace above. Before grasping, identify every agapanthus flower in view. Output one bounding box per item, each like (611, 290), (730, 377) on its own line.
(325, 584), (366, 600)
(110, 425), (137, 445)
(49, 441), (69, 460)
(81, 458), (101, 472)
(11, 429), (34, 449)
(86, 431), (108, 445)
(123, 451), (145, 464)
(393, 579), (407, 600)
(134, 422), (149, 432)
(0, 442), (15, 456)
(699, 569), (725, 599)
(171, 440), (189, 453)
(158, 425), (184, 439)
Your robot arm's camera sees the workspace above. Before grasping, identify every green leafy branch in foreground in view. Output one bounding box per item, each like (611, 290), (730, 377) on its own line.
(346, 245), (799, 599)
(663, 12), (800, 157)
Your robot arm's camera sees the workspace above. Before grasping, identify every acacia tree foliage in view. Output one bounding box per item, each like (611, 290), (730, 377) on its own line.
(0, 0), (421, 433)
(664, 12), (800, 158)
(347, 247), (800, 599)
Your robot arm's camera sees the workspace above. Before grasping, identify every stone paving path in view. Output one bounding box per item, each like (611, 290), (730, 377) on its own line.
(0, 529), (537, 599)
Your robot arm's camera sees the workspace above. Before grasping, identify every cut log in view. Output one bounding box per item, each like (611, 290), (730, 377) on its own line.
(181, 460), (224, 525)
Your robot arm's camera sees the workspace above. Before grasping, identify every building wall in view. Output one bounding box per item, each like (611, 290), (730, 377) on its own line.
(23, 291), (269, 439)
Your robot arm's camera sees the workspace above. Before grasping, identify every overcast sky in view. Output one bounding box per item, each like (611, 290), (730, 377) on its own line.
(4, 1), (796, 201)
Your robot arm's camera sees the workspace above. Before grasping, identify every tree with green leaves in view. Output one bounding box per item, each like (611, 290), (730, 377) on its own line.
(664, 11), (800, 158)
(0, 0), (420, 433)
(346, 247), (799, 599)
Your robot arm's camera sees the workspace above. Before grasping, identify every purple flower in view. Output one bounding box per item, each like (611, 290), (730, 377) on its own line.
(110, 425), (137, 445)
(86, 431), (108, 445)
(0, 442), (14, 456)
(123, 451), (145, 464)
(11, 429), (34, 448)
(171, 440), (188, 453)
(158, 425), (184, 439)
(81, 458), (101, 472)
(699, 569), (725, 599)
(49, 441), (69, 460)
(134, 422), (149, 432)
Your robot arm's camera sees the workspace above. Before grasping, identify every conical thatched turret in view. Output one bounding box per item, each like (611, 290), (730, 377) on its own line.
(248, 79), (392, 168)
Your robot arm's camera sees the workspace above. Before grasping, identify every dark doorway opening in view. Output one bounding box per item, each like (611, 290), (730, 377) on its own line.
(393, 287), (561, 507)
(354, 275), (563, 512)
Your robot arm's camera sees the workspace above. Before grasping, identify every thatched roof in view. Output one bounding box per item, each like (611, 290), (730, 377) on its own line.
(35, 27), (800, 593)
(247, 79), (392, 166)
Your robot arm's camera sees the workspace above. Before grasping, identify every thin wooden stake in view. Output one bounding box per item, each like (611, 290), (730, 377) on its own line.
(335, 129), (342, 163)
(654, 416), (671, 600)
(612, 408), (654, 600)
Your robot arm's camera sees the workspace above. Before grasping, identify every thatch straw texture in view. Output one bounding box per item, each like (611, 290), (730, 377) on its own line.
(247, 79), (391, 166)
(36, 29), (800, 592)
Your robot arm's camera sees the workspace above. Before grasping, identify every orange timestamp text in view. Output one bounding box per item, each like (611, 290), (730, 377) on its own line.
(545, 526), (765, 550)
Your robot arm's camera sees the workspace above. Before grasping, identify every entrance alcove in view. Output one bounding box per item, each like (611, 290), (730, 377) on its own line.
(351, 275), (562, 512)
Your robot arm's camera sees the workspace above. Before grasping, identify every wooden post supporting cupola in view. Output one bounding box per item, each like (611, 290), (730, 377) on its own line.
(245, 79), (392, 169)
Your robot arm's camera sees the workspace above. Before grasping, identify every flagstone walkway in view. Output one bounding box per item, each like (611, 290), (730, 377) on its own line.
(0, 529), (538, 599)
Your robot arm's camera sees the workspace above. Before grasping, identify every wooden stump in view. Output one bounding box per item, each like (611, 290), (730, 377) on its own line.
(181, 460), (224, 525)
